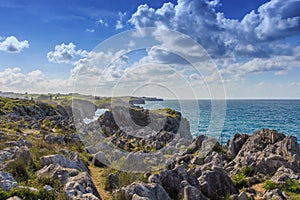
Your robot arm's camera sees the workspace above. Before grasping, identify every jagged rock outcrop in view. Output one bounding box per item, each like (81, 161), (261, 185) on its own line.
(262, 189), (287, 200)
(159, 165), (199, 200)
(65, 172), (100, 200)
(40, 152), (88, 173)
(198, 166), (238, 199)
(38, 154), (101, 199)
(229, 129), (300, 178)
(271, 166), (300, 185)
(227, 133), (249, 157)
(122, 182), (171, 200)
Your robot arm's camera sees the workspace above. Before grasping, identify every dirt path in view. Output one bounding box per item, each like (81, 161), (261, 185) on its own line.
(89, 165), (113, 200)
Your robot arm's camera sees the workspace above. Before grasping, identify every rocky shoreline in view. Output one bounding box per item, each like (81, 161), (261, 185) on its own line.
(0, 97), (299, 200)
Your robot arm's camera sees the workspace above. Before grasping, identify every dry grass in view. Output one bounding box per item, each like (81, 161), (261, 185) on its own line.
(88, 165), (113, 200)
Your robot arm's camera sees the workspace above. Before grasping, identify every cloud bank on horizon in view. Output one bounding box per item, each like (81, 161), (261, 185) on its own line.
(0, 0), (299, 98)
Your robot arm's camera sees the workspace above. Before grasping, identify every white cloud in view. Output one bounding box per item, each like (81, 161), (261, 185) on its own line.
(86, 28), (95, 33)
(115, 20), (124, 29)
(47, 42), (88, 64)
(0, 67), (73, 93)
(115, 12), (127, 30)
(0, 36), (29, 53)
(129, 0), (300, 59)
(97, 18), (108, 27)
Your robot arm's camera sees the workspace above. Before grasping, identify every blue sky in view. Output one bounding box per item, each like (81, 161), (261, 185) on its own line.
(0, 0), (299, 98)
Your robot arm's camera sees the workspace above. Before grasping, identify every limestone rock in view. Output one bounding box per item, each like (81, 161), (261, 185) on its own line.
(198, 166), (238, 199)
(122, 182), (170, 200)
(227, 133), (249, 158)
(159, 165), (199, 199)
(92, 151), (110, 167)
(0, 171), (18, 191)
(230, 129), (300, 178)
(262, 189), (287, 200)
(65, 172), (101, 200)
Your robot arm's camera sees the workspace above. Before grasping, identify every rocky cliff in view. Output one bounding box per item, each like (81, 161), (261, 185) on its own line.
(0, 97), (299, 200)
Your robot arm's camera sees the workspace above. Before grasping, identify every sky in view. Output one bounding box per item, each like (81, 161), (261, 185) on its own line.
(0, 0), (299, 99)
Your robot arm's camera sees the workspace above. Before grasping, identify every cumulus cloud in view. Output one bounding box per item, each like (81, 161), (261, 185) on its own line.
(115, 12), (127, 30)
(47, 43), (88, 64)
(0, 36), (29, 53)
(129, 0), (300, 59)
(0, 67), (73, 93)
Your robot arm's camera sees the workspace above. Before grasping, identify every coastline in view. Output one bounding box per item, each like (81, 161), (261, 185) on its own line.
(0, 96), (299, 199)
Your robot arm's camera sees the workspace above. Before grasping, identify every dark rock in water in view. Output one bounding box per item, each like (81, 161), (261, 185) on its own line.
(198, 166), (238, 199)
(0, 171), (18, 191)
(229, 129), (300, 178)
(227, 133), (249, 157)
(262, 188), (287, 200)
(122, 182), (171, 200)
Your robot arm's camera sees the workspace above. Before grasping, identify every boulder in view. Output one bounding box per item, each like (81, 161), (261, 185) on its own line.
(271, 166), (300, 185)
(44, 134), (65, 145)
(65, 172), (101, 200)
(4, 141), (18, 147)
(227, 133), (249, 157)
(12, 146), (33, 163)
(106, 173), (120, 191)
(182, 182), (208, 200)
(17, 138), (32, 148)
(40, 154), (69, 168)
(159, 165), (199, 199)
(198, 166), (238, 199)
(40, 153), (88, 172)
(185, 135), (206, 154)
(92, 151), (110, 167)
(37, 164), (79, 184)
(122, 182), (170, 200)
(0, 171), (18, 191)
(262, 189), (287, 200)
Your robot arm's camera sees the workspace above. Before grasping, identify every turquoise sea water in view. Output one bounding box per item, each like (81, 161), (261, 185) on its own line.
(141, 100), (300, 144)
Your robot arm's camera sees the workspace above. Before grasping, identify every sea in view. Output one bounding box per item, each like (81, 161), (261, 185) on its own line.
(140, 99), (300, 144)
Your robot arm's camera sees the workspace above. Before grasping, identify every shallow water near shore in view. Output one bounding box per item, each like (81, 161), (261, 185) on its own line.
(141, 99), (300, 144)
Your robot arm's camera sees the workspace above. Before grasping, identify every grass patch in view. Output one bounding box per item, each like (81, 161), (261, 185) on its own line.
(0, 187), (59, 200)
(263, 179), (300, 199)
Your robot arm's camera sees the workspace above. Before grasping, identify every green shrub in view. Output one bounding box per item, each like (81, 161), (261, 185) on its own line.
(264, 180), (278, 190)
(233, 173), (249, 189)
(241, 166), (253, 177)
(286, 179), (300, 193)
